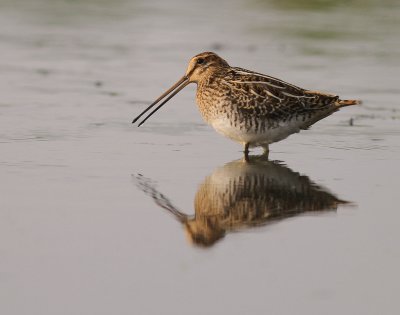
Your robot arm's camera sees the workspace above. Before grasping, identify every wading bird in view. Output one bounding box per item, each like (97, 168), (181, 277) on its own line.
(132, 52), (359, 159)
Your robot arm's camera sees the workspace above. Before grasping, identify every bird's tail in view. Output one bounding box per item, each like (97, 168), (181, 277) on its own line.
(337, 99), (362, 107)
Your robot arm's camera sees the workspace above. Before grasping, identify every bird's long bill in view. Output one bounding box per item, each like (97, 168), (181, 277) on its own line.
(132, 75), (189, 126)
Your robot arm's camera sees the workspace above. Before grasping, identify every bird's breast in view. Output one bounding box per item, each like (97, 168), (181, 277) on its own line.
(195, 84), (230, 123)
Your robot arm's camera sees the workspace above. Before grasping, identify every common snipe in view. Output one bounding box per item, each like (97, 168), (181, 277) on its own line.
(132, 52), (360, 158)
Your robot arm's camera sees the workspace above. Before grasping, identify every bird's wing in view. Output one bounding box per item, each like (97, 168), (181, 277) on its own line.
(225, 67), (339, 120)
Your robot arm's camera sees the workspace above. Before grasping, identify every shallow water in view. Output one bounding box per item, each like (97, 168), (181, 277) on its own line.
(1, 0), (400, 314)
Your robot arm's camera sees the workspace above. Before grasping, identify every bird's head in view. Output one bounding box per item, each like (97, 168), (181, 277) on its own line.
(185, 52), (229, 83)
(132, 51), (229, 126)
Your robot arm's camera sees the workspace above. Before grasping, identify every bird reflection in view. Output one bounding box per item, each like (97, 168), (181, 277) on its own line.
(134, 157), (350, 247)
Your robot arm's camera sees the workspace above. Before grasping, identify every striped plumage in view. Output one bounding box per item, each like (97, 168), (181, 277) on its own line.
(133, 52), (360, 157)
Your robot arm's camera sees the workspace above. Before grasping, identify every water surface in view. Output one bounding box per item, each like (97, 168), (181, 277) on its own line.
(1, 1), (399, 314)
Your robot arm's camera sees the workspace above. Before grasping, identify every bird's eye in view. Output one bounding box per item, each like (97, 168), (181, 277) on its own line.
(197, 58), (205, 65)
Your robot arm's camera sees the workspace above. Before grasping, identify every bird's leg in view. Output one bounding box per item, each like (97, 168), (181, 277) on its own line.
(261, 145), (270, 160)
(243, 143), (250, 162)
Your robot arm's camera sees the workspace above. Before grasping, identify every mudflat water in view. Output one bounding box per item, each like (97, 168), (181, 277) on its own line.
(1, 1), (400, 314)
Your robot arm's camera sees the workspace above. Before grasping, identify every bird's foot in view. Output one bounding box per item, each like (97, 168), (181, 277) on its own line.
(243, 143), (250, 162)
(261, 145), (270, 160)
